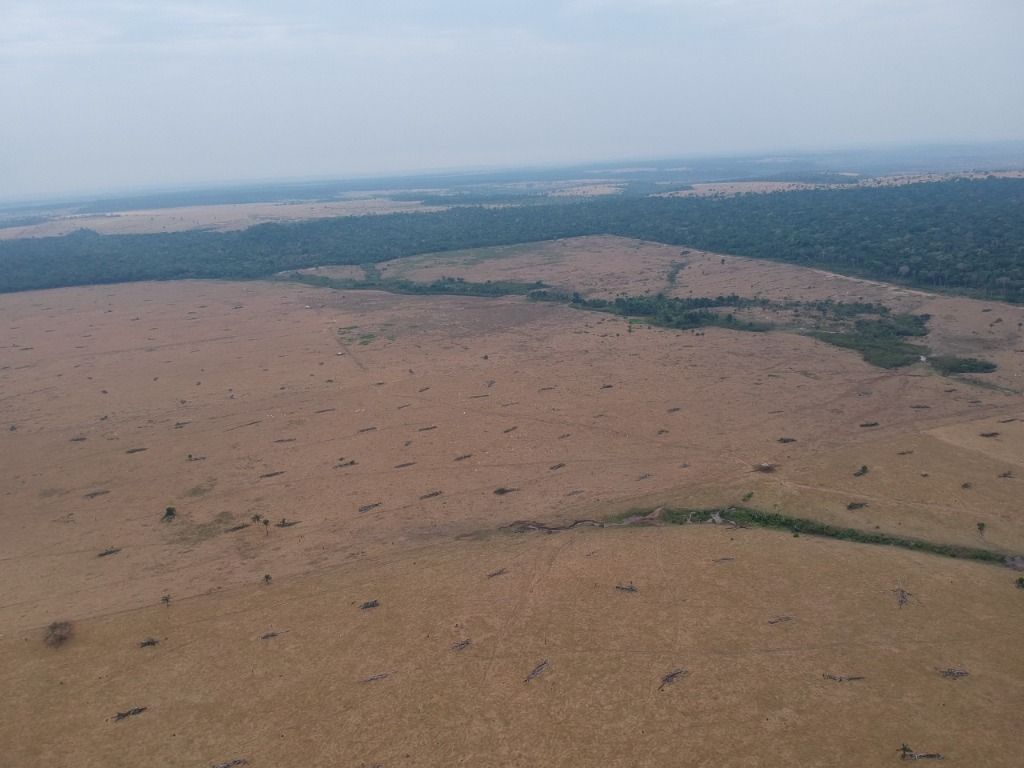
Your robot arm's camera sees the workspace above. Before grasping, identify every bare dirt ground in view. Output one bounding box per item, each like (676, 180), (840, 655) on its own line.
(0, 198), (443, 239)
(2, 242), (1023, 766)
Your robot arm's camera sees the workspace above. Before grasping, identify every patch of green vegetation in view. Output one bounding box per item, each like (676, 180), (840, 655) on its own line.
(357, 333), (376, 345)
(544, 292), (774, 332)
(652, 506), (1010, 564)
(286, 271), (545, 298)
(928, 355), (998, 375)
(809, 330), (928, 368)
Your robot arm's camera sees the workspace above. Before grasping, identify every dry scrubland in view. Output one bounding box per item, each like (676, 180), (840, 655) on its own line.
(2, 236), (1023, 766)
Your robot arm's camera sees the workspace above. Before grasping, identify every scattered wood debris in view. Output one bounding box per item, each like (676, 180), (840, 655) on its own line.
(418, 425), (438, 432)
(753, 462), (777, 473)
(454, 453), (472, 461)
(600, 384), (613, 389)
(823, 673), (864, 682)
(493, 487), (518, 495)
(859, 421), (879, 428)
(113, 707), (147, 722)
(314, 407), (336, 414)
(212, 760), (248, 768)
(361, 673), (389, 683)
(357, 426), (377, 433)
(273, 438), (297, 443)
(558, 433), (571, 439)
(397, 403), (411, 410)
(615, 582), (638, 593)
(226, 420), (261, 432)
(418, 386), (430, 393)
(897, 450), (914, 456)
(259, 471), (285, 479)
(360, 599), (380, 610)
(70, 436), (87, 442)
(394, 462), (416, 469)
(979, 431), (1000, 438)
(420, 490), (442, 500)
(853, 465), (870, 477)
(898, 744), (944, 761)
(275, 518), (299, 528)
(487, 568), (507, 579)
(549, 463), (566, 470)
(260, 630), (287, 640)
(470, 394), (489, 399)
(667, 407), (681, 413)
(125, 447), (147, 454)
(847, 502), (869, 510)
(998, 470), (1015, 479)
(777, 437), (796, 444)
(45, 621), (73, 648)
(335, 459), (357, 468)
(450, 639), (471, 651)
(524, 660), (549, 683)
(503, 426), (518, 434)
(83, 490), (110, 499)
(502, 519), (603, 533)
(358, 502), (381, 513)
(937, 667), (969, 680)
(712, 557), (735, 563)
(97, 547), (121, 558)
(538, 386), (556, 392)
(893, 587), (912, 608)
(139, 638), (159, 648)
(658, 669), (689, 691)
(768, 615), (793, 625)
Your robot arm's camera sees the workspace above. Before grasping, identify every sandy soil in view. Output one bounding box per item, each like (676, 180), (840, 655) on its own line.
(0, 199), (444, 239)
(3, 247), (1023, 766)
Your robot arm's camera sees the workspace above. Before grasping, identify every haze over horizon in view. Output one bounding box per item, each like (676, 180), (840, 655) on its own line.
(2, 0), (1023, 200)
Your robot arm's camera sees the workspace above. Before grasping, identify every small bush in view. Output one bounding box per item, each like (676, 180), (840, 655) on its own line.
(45, 621), (73, 648)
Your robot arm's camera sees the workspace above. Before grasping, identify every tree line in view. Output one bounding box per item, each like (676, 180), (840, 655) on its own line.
(1, 178), (1022, 301)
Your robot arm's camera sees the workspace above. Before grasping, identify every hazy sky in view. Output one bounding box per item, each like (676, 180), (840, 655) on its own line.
(2, 0), (1022, 200)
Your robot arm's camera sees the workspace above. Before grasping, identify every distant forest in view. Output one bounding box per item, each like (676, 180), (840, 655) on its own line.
(1, 178), (1022, 302)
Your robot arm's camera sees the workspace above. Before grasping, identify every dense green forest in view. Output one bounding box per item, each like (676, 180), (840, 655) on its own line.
(1, 178), (1022, 301)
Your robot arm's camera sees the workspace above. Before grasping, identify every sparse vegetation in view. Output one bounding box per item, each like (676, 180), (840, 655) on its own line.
(44, 620), (73, 648)
(629, 506), (1016, 565)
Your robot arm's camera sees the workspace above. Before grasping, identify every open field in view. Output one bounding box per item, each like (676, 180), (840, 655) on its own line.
(4, 525), (1022, 768)
(2, 242), (1023, 765)
(0, 198), (444, 239)
(659, 170), (1024, 198)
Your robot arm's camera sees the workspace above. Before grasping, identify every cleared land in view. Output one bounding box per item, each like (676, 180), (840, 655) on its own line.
(2, 239), (1023, 766)
(0, 198), (444, 239)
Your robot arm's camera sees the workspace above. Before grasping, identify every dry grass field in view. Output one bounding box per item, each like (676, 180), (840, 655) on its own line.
(0, 198), (444, 239)
(2, 236), (1023, 766)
